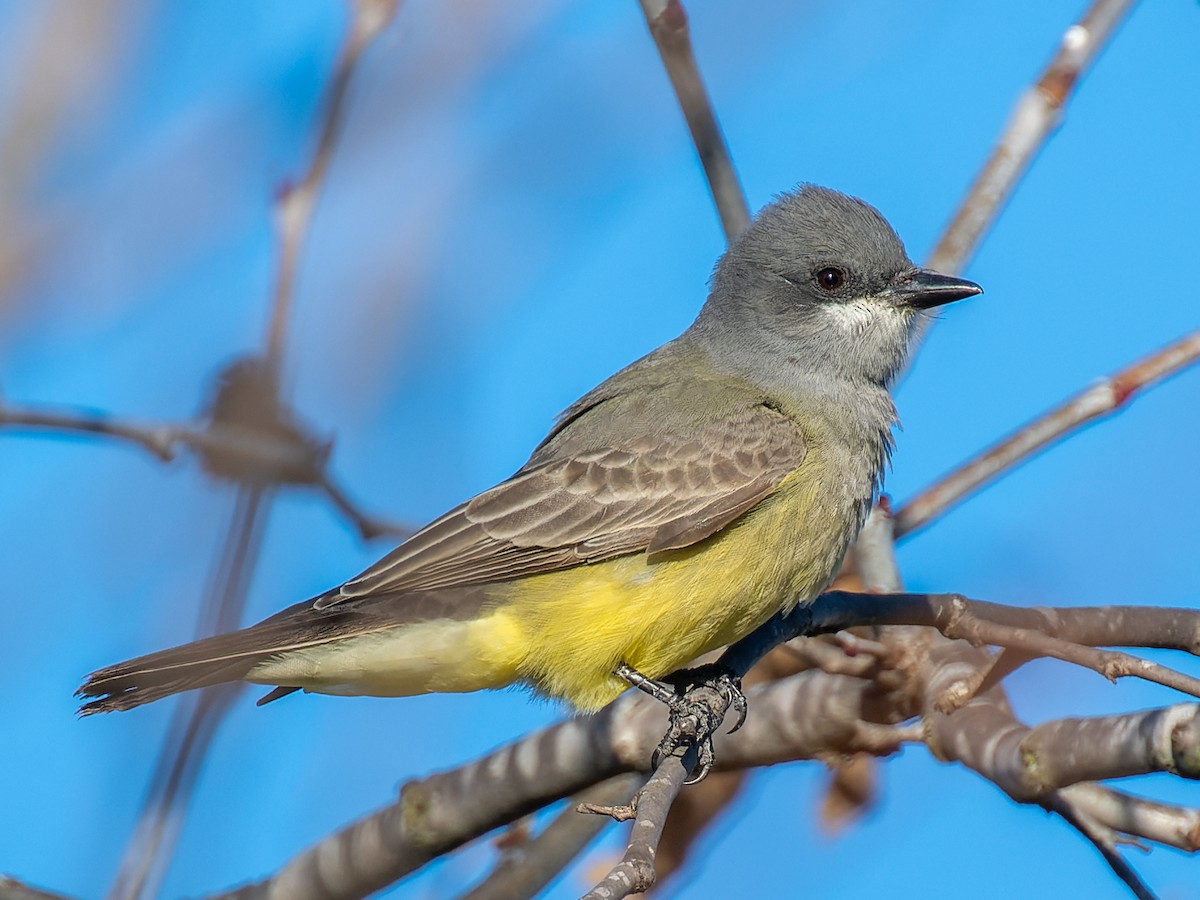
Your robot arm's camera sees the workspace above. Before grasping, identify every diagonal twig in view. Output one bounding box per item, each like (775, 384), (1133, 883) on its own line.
(110, 486), (269, 900)
(894, 327), (1200, 538)
(637, 0), (749, 241)
(458, 774), (643, 900)
(1048, 794), (1158, 900)
(265, 0), (402, 373)
(925, 0), (1138, 278)
(580, 754), (693, 900)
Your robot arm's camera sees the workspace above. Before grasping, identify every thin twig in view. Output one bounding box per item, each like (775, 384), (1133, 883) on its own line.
(637, 0), (749, 241)
(1062, 784), (1200, 853)
(580, 754), (693, 900)
(895, 328), (1200, 538)
(318, 470), (413, 540)
(1050, 795), (1158, 900)
(0, 401), (409, 540)
(459, 774), (644, 900)
(265, 0), (401, 373)
(932, 617), (1200, 713)
(925, 0), (1138, 277)
(0, 402), (186, 460)
(111, 487), (269, 900)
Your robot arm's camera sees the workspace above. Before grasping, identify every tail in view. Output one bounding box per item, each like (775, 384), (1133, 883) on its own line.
(77, 597), (323, 714)
(77, 587), (489, 714)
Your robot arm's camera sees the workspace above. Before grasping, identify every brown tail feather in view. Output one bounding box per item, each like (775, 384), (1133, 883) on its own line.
(76, 597), (324, 714)
(77, 587), (489, 714)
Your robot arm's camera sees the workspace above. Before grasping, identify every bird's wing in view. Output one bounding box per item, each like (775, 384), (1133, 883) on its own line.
(318, 401), (805, 607)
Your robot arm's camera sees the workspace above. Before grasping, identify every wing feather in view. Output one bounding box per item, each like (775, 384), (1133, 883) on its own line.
(321, 400), (805, 607)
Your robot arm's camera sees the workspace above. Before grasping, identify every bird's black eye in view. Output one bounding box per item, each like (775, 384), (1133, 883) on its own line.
(816, 267), (846, 291)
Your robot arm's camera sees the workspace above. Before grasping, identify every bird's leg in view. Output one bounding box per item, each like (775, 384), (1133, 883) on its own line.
(615, 662), (680, 706)
(615, 662), (747, 784)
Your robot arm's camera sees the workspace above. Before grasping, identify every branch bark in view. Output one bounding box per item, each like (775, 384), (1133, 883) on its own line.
(925, 0), (1138, 277)
(637, 0), (749, 241)
(894, 328), (1200, 538)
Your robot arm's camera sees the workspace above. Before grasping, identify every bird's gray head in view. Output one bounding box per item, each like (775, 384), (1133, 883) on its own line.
(691, 185), (981, 387)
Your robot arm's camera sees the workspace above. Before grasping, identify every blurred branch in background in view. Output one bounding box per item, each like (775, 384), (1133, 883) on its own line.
(110, 487), (268, 900)
(0, 368), (410, 539)
(0, 2), (402, 899)
(0, 0), (139, 311)
(106, 1), (402, 895)
(266, 0), (401, 374)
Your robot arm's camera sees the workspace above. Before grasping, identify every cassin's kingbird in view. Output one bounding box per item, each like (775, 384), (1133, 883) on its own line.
(79, 185), (980, 715)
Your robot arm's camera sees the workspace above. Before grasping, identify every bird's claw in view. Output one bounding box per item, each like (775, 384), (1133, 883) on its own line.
(663, 663), (747, 733)
(652, 663), (747, 784)
(649, 697), (720, 785)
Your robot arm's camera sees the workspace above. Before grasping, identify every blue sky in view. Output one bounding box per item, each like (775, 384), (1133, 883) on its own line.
(2, 1), (1199, 897)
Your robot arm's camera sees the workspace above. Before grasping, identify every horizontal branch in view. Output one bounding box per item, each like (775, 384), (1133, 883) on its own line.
(0, 402), (187, 460)
(0, 399), (409, 540)
(719, 592), (1200, 688)
(199, 590), (1200, 899)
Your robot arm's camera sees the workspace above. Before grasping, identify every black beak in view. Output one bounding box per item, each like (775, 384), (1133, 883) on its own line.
(886, 268), (983, 310)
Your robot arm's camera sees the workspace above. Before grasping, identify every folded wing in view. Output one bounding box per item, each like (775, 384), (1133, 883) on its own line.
(320, 400), (806, 606)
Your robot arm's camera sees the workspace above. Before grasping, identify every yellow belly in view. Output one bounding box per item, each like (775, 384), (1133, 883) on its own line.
(499, 466), (856, 710)
(250, 464), (860, 711)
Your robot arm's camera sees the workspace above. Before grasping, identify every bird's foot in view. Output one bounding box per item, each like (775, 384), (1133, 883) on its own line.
(615, 662), (746, 784)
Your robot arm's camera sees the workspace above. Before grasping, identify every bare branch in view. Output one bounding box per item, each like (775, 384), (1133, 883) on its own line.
(853, 502), (902, 593)
(718, 592), (1200, 692)
(0, 397), (409, 542)
(926, 0), (1137, 276)
(459, 775), (643, 900)
(580, 756), (691, 900)
(112, 487), (268, 900)
(317, 470), (413, 540)
(932, 609), (1200, 710)
(265, 0), (401, 373)
(637, 0), (749, 241)
(895, 328), (1200, 538)
(1050, 795), (1158, 900)
(1063, 784), (1200, 853)
(0, 401), (187, 460)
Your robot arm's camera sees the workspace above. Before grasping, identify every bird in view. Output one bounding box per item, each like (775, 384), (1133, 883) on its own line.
(78, 185), (981, 717)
